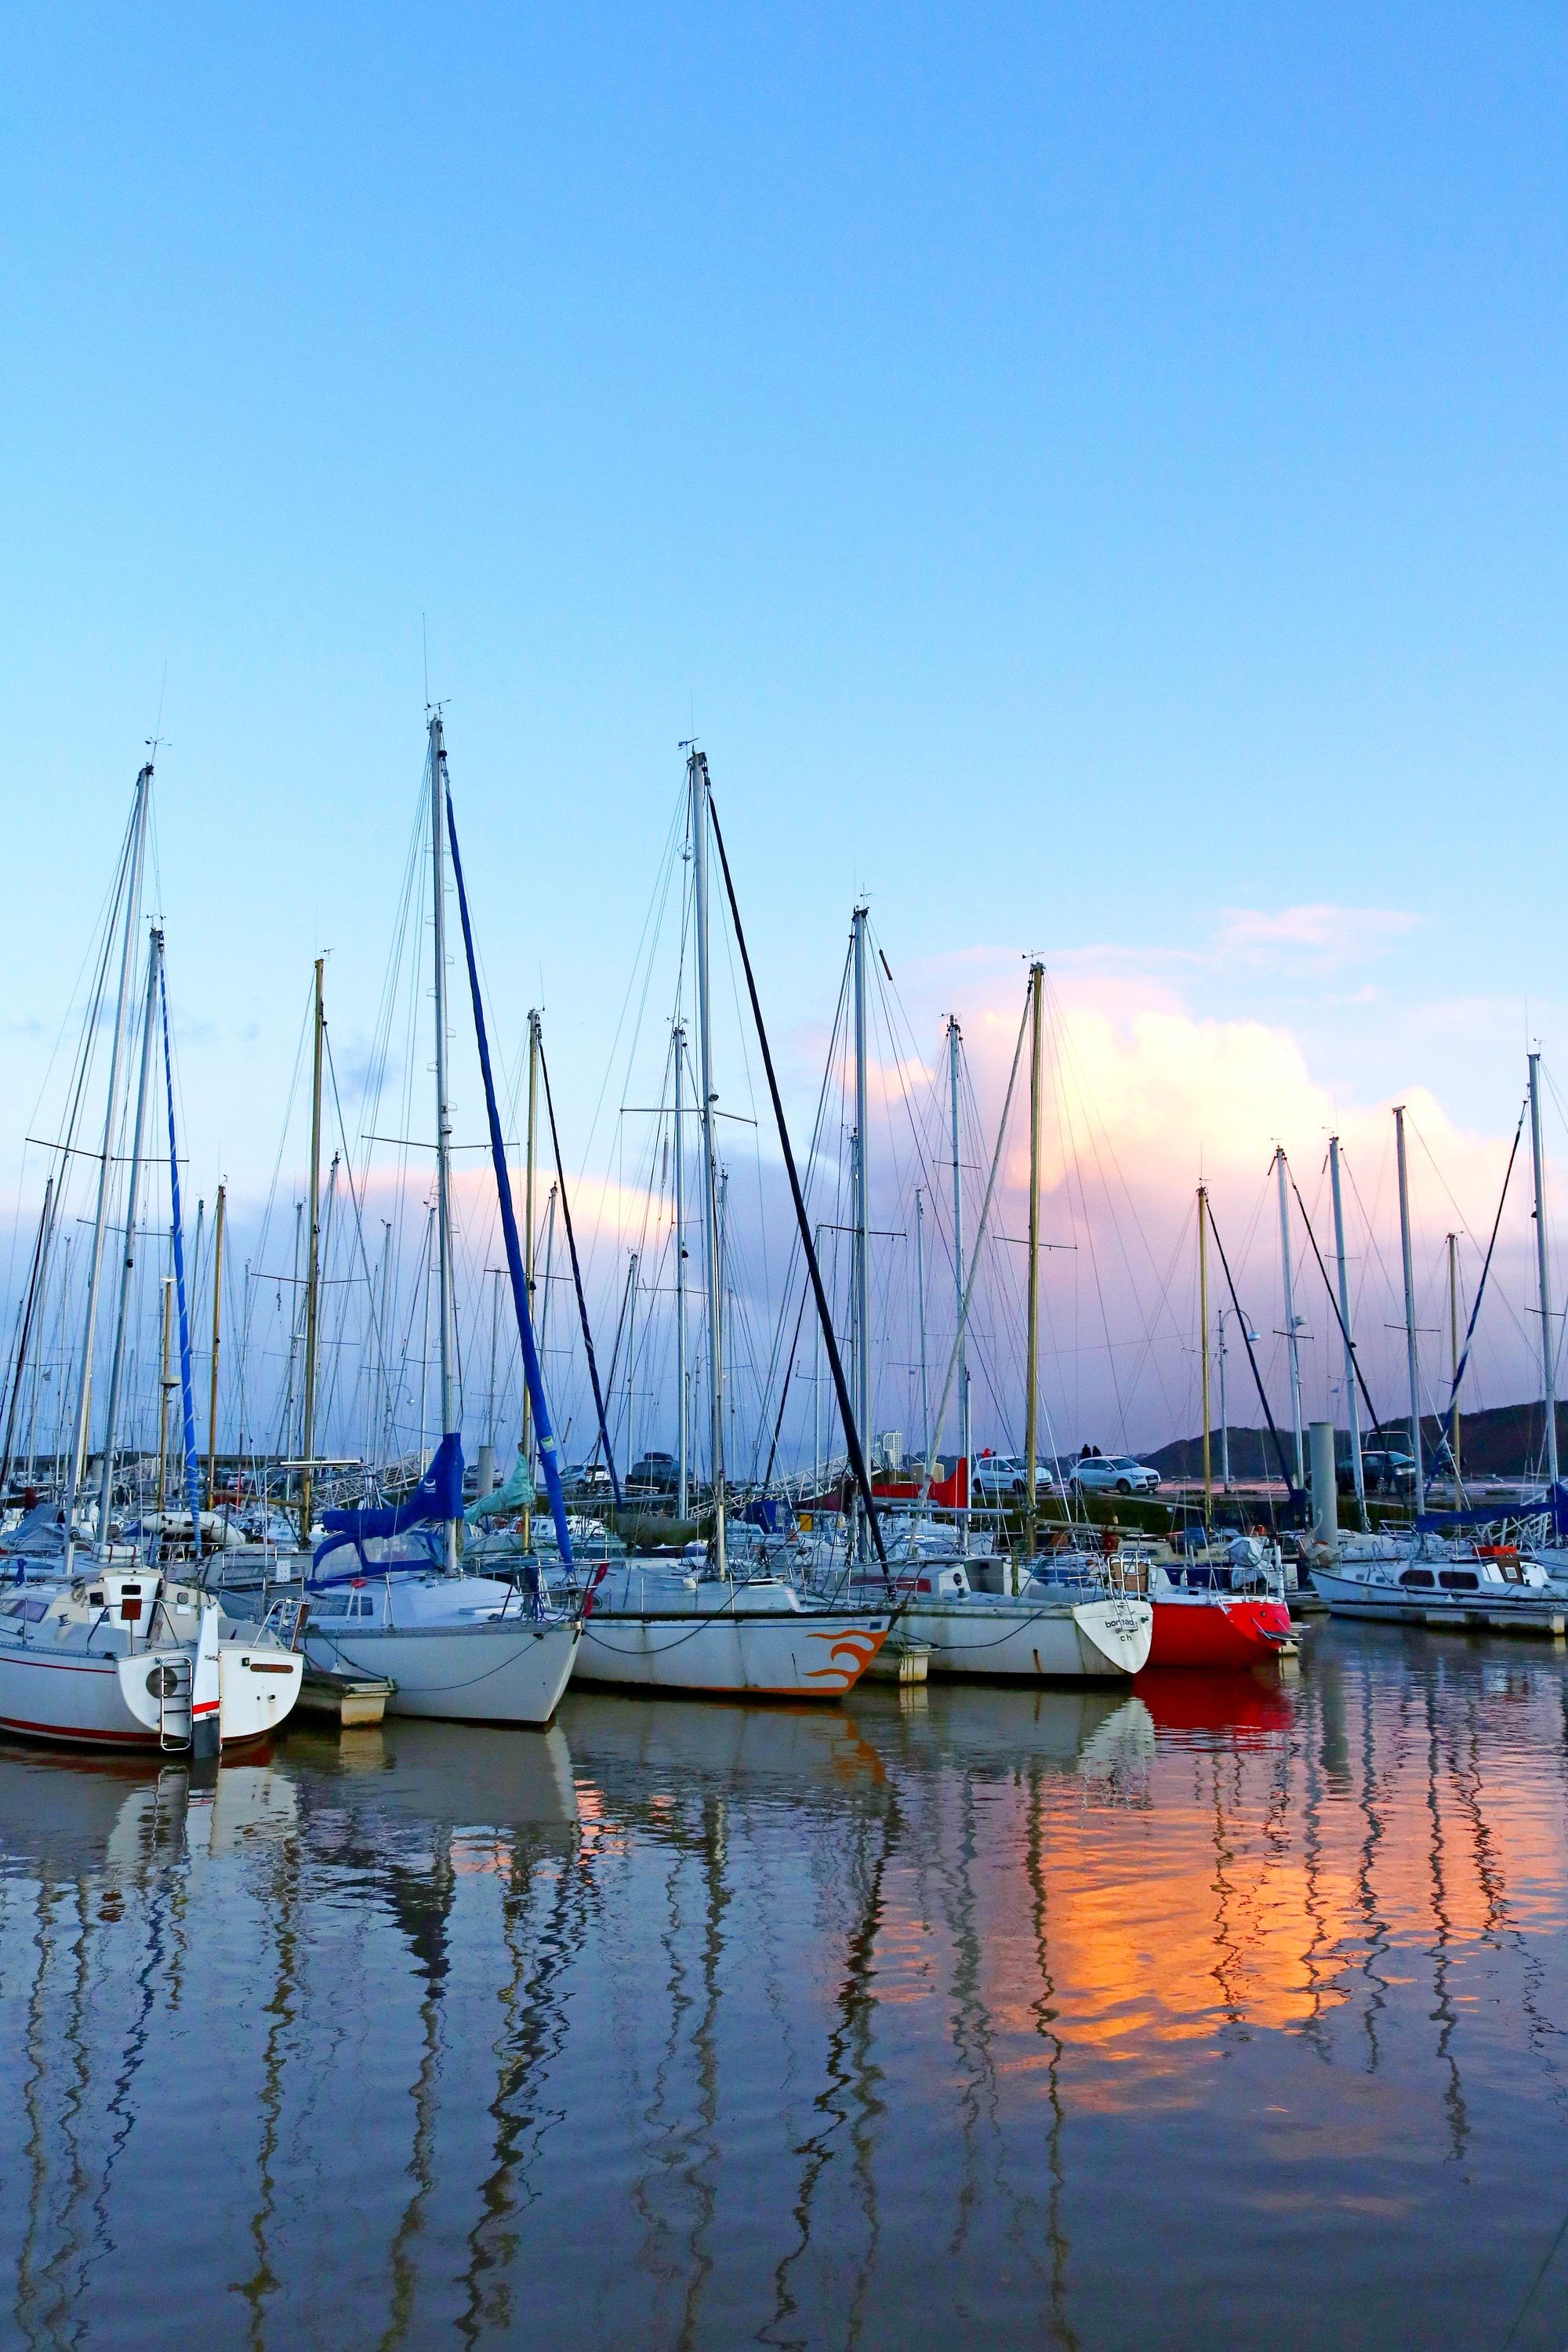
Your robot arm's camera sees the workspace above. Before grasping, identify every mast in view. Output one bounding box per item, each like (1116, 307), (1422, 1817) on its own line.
(1024, 960), (1044, 1577)
(64, 760), (152, 1566)
(299, 956), (325, 1548)
(1447, 1231), (1463, 1502)
(914, 1188), (929, 1465)
(689, 750), (727, 1576)
(851, 904), (871, 1559)
(0, 1177), (54, 1501)
(479, 1266), (499, 1503)
(521, 1007), (540, 1553)
(96, 924), (162, 1556)
(1394, 1105), (1425, 1505)
(1198, 1185), (1212, 1520)
(429, 712), (459, 1573)
(1329, 1134), (1366, 1524)
(206, 1182), (226, 1508)
(1529, 1050), (1559, 1490)
(1218, 1305), (1231, 1493)
(156, 1278), (173, 1520)
(949, 1015), (970, 1539)
(1275, 1145), (1305, 1492)
(673, 1021), (689, 1519)
(625, 1250), (639, 1475)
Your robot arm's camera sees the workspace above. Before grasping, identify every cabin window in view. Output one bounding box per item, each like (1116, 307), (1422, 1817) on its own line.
(1399, 1569), (1436, 1588)
(1439, 1570), (1479, 1592)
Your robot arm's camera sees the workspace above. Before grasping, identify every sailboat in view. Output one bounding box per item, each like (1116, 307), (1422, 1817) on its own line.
(0, 762), (305, 1752)
(823, 949), (1151, 1680)
(563, 750), (893, 1697)
(301, 715), (581, 1726)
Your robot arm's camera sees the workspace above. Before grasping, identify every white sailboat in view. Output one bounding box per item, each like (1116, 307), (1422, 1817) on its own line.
(2, 764), (306, 1752)
(565, 750), (892, 1697)
(302, 715), (580, 1726)
(819, 948), (1152, 1681)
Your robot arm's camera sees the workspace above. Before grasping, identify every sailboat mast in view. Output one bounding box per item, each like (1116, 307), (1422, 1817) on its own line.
(1447, 1231), (1463, 1501)
(64, 760), (152, 1565)
(1198, 1184), (1212, 1519)
(1275, 1146), (1305, 1490)
(1024, 960), (1044, 1577)
(914, 1189), (929, 1464)
(0, 1176), (54, 1501)
(1394, 1105), (1425, 1504)
(206, 1181), (225, 1508)
(851, 904), (871, 1558)
(299, 956), (325, 1548)
(949, 1014), (969, 1537)
(429, 713), (459, 1572)
(521, 1007), (540, 1552)
(1529, 1050), (1559, 1489)
(673, 1020), (688, 1519)
(689, 750), (727, 1576)
(1328, 1134), (1365, 1523)
(156, 1279), (172, 1519)
(96, 924), (163, 1555)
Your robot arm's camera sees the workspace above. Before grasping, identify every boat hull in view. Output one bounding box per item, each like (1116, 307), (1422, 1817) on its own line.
(571, 1608), (890, 1696)
(1146, 1595), (1292, 1668)
(887, 1595), (1152, 1679)
(303, 1618), (580, 1725)
(1310, 1566), (1567, 1635)
(0, 1642), (303, 1748)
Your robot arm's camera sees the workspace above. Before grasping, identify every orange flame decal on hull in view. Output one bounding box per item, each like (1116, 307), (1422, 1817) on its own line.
(801, 1625), (889, 1690)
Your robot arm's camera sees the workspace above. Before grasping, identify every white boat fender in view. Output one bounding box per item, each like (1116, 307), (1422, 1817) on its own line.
(192, 1601), (222, 1761)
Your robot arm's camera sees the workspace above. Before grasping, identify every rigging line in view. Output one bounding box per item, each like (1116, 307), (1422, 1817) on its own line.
(1289, 1173), (1386, 1439)
(537, 1023), (622, 1508)
(752, 947), (855, 1459)
(704, 792), (890, 1573)
(324, 1029), (395, 1454)
(759, 1270), (814, 1494)
(1443, 1102), (1526, 1425)
(915, 982), (1033, 1513)
(1205, 1200), (1301, 1501)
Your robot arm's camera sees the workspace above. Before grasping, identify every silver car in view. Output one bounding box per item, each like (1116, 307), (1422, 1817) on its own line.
(1069, 1454), (1160, 1497)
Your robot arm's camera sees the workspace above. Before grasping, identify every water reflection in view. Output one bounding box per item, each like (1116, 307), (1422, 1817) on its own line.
(0, 1635), (1566, 2345)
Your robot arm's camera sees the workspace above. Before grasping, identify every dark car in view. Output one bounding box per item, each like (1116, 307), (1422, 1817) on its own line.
(1357, 1446), (1417, 1496)
(628, 1451), (681, 1494)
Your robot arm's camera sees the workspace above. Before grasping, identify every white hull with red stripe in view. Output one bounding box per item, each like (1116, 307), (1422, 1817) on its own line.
(0, 1570), (303, 1749)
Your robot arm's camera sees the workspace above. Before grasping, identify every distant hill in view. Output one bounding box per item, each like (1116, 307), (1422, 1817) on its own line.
(1147, 1400), (1566, 1483)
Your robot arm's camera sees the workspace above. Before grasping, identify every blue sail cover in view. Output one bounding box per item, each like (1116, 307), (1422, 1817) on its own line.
(1417, 1480), (1568, 1538)
(311, 1433), (465, 1583)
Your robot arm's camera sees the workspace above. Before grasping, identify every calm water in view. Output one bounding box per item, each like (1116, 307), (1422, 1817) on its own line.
(2, 1628), (1567, 2350)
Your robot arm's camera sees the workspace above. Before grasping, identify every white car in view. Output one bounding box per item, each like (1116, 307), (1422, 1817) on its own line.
(971, 1454), (1059, 1501)
(1069, 1454), (1160, 1497)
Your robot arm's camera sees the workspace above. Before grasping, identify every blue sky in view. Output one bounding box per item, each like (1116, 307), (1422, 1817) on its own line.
(4, 4), (1567, 1450)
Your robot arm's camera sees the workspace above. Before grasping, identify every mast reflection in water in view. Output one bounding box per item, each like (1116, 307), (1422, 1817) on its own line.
(0, 1632), (1566, 2347)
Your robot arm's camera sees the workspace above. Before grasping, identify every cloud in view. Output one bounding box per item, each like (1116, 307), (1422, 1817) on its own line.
(1212, 904), (1421, 964)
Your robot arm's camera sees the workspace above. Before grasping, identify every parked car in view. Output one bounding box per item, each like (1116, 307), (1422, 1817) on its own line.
(1357, 1446), (1416, 1495)
(561, 1460), (614, 1498)
(1069, 1454), (1160, 1497)
(971, 1454), (1059, 1501)
(627, 1451), (681, 1495)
